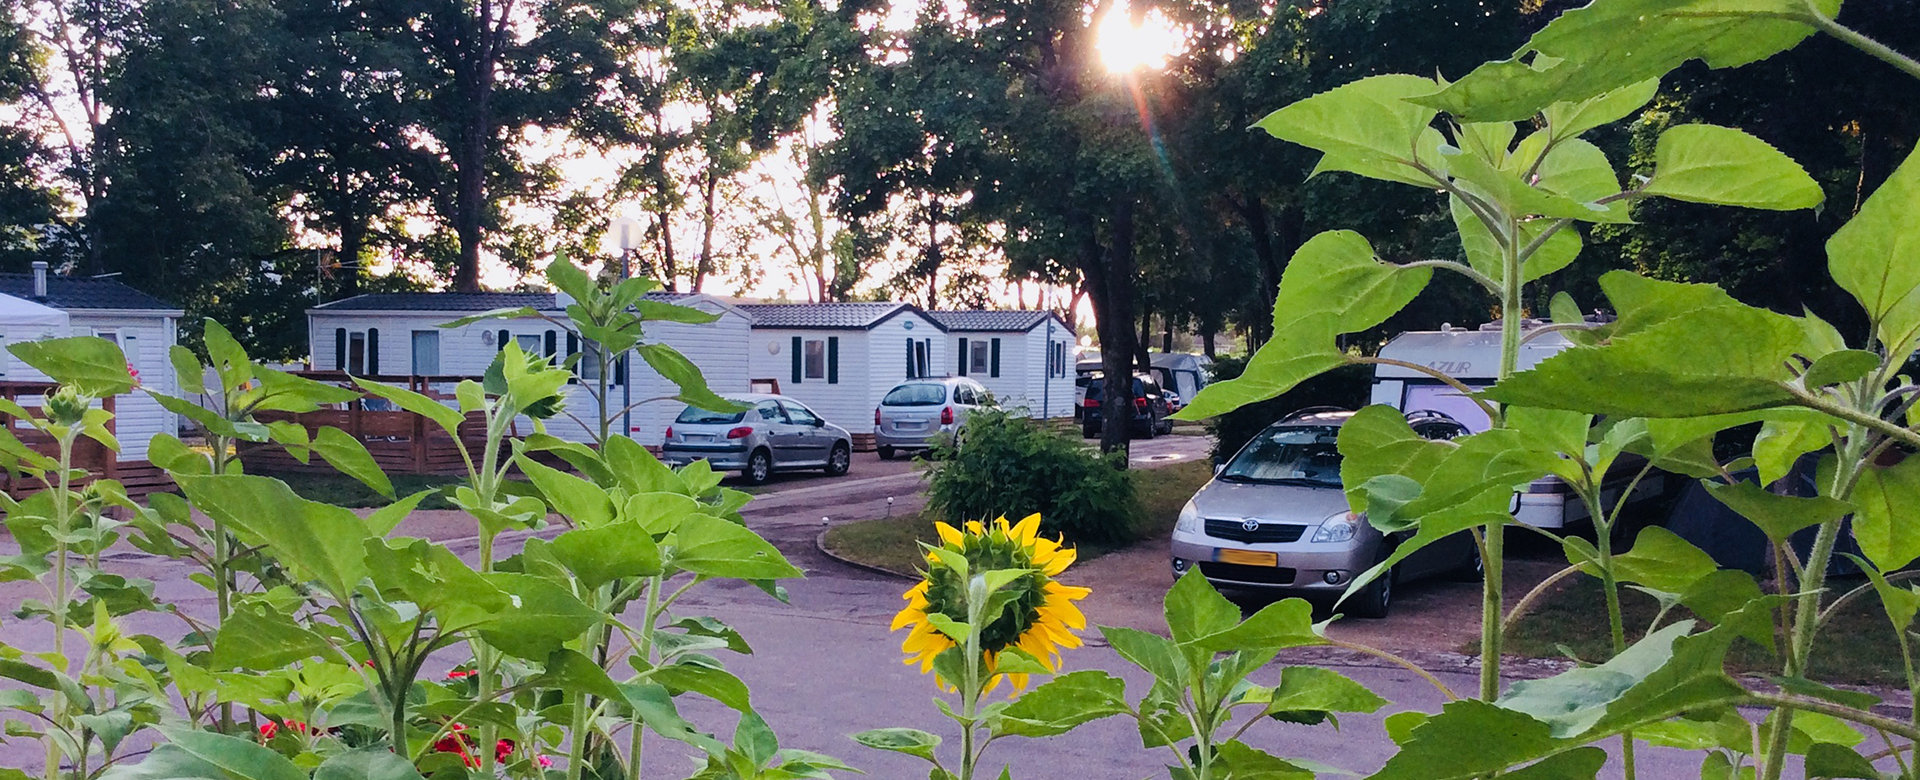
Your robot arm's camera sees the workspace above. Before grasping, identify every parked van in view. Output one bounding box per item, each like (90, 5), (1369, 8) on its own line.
(1371, 322), (1667, 529)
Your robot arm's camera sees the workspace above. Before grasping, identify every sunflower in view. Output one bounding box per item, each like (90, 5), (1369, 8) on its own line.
(890, 513), (1091, 692)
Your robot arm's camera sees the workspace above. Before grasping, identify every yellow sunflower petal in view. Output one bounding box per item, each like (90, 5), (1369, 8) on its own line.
(1010, 513), (1041, 543)
(890, 607), (924, 631)
(935, 522), (965, 547)
(965, 520), (986, 536)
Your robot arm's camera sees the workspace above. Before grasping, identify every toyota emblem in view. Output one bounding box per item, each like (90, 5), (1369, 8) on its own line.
(1240, 518), (1261, 533)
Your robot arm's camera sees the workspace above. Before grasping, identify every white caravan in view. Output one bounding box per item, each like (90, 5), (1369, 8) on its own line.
(1371, 323), (1666, 529)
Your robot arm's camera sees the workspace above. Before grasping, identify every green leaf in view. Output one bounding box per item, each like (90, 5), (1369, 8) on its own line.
(994, 670), (1130, 737)
(211, 603), (332, 671)
(1483, 272), (1817, 417)
(516, 455), (613, 526)
(366, 490), (432, 537)
(637, 300), (721, 324)
(1850, 553), (1920, 636)
(1641, 125), (1823, 210)
(153, 728), (306, 780)
(671, 514), (803, 581)
(1190, 597), (1323, 653)
(1804, 742), (1881, 780)
(1179, 231), (1429, 420)
(475, 574), (600, 659)
(1542, 78), (1660, 142)
(1366, 699), (1564, 780)
(1753, 413), (1833, 485)
(10, 337), (132, 396)
(540, 648), (629, 703)
(1253, 74), (1443, 186)
(1850, 454), (1920, 570)
(1164, 568), (1241, 647)
(547, 524), (662, 587)
(1703, 481), (1850, 543)
(1258, 666), (1388, 720)
(650, 663), (754, 712)
(1499, 621), (1699, 737)
(1801, 349), (1881, 389)
(1607, 526), (1720, 595)
(439, 306), (544, 329)
(309, 426), (393, 498)
(636, 343), (746, 414)
(202, 319), (254, 392)
(1830, 145), (1920, 356)
(1214, 741), (1315, 779)
(313, 747), (429, 780)
(851, 728), (941, 762)
(174, 475), (370, 600)
(355, 379), (463, 437)
(1502, 748), (1608, 780)
(1100, 626), (1187, 687)
(622, 681), (727, 756)
(170, 344), (207, 396)
(1415, 0), (1833, 122)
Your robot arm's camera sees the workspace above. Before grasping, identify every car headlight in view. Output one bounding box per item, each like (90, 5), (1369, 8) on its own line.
(1175, 501), (1201, 535)
(1311, 511), (1358, 543)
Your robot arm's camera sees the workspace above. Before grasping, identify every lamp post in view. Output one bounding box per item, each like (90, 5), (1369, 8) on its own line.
(607, 217), (645, 440)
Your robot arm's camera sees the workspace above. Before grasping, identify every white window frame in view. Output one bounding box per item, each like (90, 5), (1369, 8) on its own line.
(804, 339), (827, 380)
(411, 330), (440, 375)
(970, 341), (991, 375)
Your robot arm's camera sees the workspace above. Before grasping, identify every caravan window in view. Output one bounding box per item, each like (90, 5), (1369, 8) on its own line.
(970, 342), (991, 374)
(1403, 383), (1493, 433)
(804, 339), (827, 379)
(412, 331), (440, 375)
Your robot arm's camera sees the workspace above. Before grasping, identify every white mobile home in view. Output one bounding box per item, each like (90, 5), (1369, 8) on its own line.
(926, 310), (1076, 419)
(739, 303), (949, 435)
(0, 264), (184, 462)
(307, 291), (751, 446)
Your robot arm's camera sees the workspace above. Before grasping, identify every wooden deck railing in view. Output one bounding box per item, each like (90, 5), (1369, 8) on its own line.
(239, 374), (496, 476)
(0, 381), (173, 497)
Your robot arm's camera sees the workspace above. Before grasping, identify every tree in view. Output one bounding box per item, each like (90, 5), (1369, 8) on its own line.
(0, 0), (61, 269)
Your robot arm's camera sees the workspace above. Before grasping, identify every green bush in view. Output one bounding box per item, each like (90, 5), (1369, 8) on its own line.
(925, 408), (1140, 546)
(1202, 357), (1370, 463)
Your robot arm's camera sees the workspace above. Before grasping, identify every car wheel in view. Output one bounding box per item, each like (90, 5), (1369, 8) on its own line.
(877, 445), (896, 460)
(825, 442), (851, 476)
(1142, 415), (1159, 440)
(1350, 567), (1395, 619)
(743, 449), (773, 486)
(1082, 423), (1099, 439)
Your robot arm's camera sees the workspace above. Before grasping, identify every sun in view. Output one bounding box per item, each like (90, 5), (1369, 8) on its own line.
(1095, 0), (1184, 73)
(890, 514), (1091, 693)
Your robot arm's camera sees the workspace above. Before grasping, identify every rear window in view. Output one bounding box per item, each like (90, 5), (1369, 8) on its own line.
(1083, 378), (1146, 401)
(883, 384), (947, 406)
(676, 405), (745, 424)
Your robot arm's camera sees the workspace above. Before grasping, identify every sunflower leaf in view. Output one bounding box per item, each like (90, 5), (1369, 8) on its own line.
(850, 728), (941, 763)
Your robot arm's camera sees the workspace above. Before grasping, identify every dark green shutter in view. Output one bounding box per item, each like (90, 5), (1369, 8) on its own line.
(334, 328), (346, 370)
(990, 338), (1001, 377)
(565, 333), (579, 383)
(791, 336), (803, 384)
(957, 338), (969, 376)
(615, 353), (627, 385)
(366, 329), (379, 375)
(906, 338), (915, 377)
(544, 330), (557, 362)
(827, 336), (839, 384)
(496, 329), (509, 352)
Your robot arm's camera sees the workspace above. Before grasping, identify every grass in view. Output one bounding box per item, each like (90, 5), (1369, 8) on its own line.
(271, 471), (466, 510)
(821, 459), (1213, 576)
(1500, 573), (1908, 687)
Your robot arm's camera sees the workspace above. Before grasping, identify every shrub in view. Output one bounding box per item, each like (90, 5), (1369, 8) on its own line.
(1202, 357), (1369, 463)
(925, 408), (1140, 546)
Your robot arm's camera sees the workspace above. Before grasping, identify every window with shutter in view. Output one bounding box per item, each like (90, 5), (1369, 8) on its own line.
(334, 328), (347, 370)
(367, 329), (380, 375)
(827, 336), (839, 384)
(989, 338), (1001, 378)
(957, 338), (969, 376)
(790, 336), (803, 384)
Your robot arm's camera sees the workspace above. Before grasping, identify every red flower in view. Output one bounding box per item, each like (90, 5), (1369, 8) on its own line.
(445, 669), (475, 680)
(495, 739), (515, 763)
(258, 720), (308, 741)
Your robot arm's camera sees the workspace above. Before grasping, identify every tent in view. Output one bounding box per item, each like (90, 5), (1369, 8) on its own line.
(0, 292), (68, 334)
(1665, 456), (1863, 577)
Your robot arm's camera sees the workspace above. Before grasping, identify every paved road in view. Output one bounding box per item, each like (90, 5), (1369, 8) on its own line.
(0, 432), (1719, 777)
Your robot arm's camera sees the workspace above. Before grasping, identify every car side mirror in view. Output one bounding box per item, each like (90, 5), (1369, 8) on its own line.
(812, 418), (825, 428)
(1213, 462), (1225, 476)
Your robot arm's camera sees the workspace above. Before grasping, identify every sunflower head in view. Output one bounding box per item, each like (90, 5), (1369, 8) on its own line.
(890, 514), (1090, 693)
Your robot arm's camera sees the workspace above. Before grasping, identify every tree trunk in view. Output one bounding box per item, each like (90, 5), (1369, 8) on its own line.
(1201, 330), (1217, 358)
(1083, 202), (1139, 457)
(1239, 193), (1279, 341)
(1163, 321), (1174, 353)
(1135, 298), (1153, 375)
(923, 208), (942, 309)
(653, 210), (677, 290)
(694, 167), (718, 292)
(338, 214), (367, 298)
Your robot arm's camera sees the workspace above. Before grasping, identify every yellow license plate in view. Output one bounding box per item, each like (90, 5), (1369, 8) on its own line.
(1216, 548), (1279, 567)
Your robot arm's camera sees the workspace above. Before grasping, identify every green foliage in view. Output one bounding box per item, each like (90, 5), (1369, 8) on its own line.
(924, 408), (1140, 546)
(1200, 356), (1370, 463)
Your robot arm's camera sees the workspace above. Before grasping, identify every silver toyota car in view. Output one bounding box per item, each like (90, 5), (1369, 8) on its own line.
(873, 377), (990, 459)
(661, 394), (853, 485)
(1168, 408), (1479, 618)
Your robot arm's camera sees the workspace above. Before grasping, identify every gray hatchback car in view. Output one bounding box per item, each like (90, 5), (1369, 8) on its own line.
(873, 377), (990, 459)
(1168, 408), (1480, 618)
(661, 394), (853, 485)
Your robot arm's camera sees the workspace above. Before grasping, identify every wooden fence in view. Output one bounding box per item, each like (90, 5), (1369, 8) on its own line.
(237, 373), (494, 476)
(0, 381), (172, 498)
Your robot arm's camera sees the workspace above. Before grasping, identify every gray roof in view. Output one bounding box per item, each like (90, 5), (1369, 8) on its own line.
(311, 291), (697, 312)
(736, 302), (922, 329)
(0, 273), (181, 312)
(926, 310), (1058, 332)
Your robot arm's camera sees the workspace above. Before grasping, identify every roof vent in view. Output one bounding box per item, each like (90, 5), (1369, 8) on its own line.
(32, 261), (47, 299)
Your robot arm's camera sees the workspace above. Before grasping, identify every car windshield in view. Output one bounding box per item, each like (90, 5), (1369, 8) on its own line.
(676, 405), (745, 424)
(883, 384), (947, 406)
(1218, 425), (1343, 486)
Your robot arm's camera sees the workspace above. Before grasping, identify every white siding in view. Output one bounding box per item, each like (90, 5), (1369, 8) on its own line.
(937, 320), (1074, 419)
(74, 313), (177, 461)
(748, 327), (874, 433)
(865, 311), (947, 433)
(1023, 324), (1077, 419)
(307, 296), (752, 447)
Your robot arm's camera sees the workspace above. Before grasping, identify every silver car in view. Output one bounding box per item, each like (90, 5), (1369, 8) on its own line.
(1168, 408), (1479, 618)
(873, 377), (990, 460)
(661, 394), (853, 485)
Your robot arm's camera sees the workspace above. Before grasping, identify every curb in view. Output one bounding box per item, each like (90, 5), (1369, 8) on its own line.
(814, 527), (918, 581)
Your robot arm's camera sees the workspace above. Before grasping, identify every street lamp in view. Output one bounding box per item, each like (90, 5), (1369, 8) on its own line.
(604, 216), (647, 441)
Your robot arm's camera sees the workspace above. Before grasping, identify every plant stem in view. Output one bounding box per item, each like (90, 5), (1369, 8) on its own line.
(1481, 213), (1524, 701)
(46, 431), (74, 779)
(1803, 2), (1920, 82)
(569, 586), (614, 780)
(629, 575), (662, 780)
